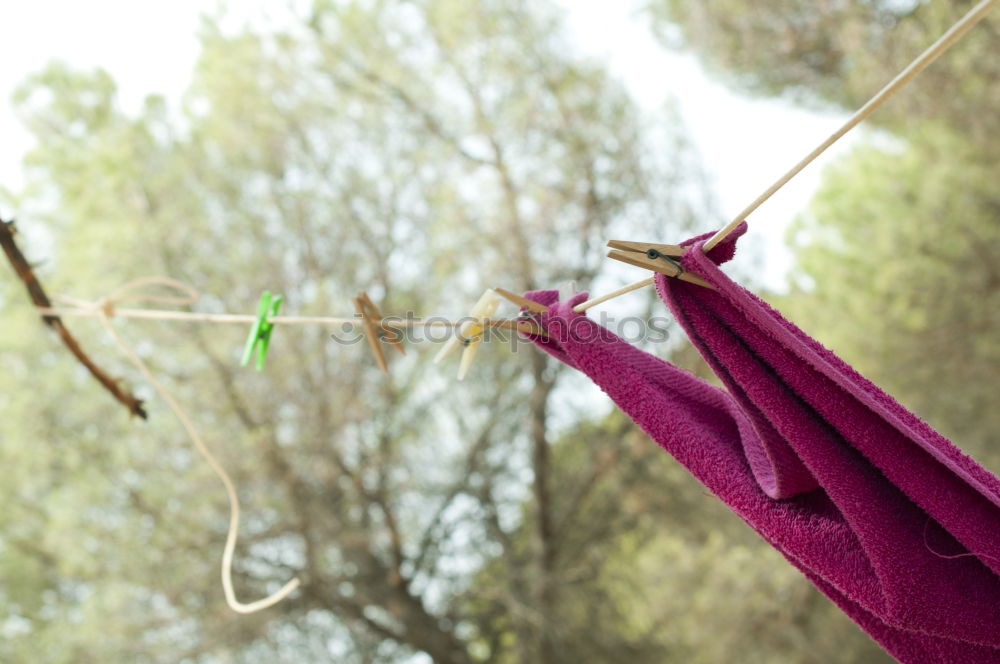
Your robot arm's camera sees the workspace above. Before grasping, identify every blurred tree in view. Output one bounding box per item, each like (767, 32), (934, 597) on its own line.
(1, 0), (711, 662)
(645, 0), (1000, 142)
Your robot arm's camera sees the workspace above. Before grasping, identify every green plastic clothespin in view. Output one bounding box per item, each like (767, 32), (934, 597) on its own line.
(241, 290), (283, 371)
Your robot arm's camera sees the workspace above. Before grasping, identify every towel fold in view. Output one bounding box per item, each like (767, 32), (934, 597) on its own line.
(522, 226), (1000, 663)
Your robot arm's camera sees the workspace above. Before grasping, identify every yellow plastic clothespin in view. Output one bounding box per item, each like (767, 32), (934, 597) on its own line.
(353, 291), (405, 373)
(434, 289), (501, 380)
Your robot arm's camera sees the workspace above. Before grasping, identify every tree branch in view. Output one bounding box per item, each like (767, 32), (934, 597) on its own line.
(411, 418), (498, 576)
(0, 219), (147, 418)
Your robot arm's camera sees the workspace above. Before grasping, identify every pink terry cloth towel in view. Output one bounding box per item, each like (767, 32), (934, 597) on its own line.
(522, 226), (1000, 664)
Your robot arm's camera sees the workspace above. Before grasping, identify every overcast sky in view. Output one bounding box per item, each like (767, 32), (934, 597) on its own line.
(0, 0), (860, 290)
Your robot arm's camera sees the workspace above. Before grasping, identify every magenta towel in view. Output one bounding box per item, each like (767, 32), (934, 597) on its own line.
(523, 227), (1000, 663)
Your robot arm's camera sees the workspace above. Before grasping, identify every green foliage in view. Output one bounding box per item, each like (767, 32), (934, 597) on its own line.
(646, 0), (1000, 142)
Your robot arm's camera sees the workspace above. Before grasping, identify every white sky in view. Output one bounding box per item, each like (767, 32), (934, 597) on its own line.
(0, 0), (860, 289)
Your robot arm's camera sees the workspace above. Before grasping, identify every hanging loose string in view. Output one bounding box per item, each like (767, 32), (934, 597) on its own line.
(59, 277), (301, 613)
(923, 518), (1000, 565)
(574, 0), (999, 314)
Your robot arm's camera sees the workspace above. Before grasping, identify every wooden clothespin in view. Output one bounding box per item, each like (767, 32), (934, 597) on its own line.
(606, 240), (714, 289)
(353, 291), (405, 373)
(482, 318), (548, 338)
(492, 287), (551, 337)
(434, 289), (501, 380)
(494, 287), (549, 313)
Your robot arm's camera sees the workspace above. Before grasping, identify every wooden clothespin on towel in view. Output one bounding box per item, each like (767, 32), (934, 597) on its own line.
(605, 241), (714, 289)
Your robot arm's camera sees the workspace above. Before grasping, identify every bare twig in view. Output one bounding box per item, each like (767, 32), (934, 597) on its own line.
(0, 219), (147, 418)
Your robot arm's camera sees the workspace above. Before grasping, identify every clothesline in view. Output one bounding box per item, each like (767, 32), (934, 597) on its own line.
(34, 306), (477, 328)
(80, 277), (302, 613)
